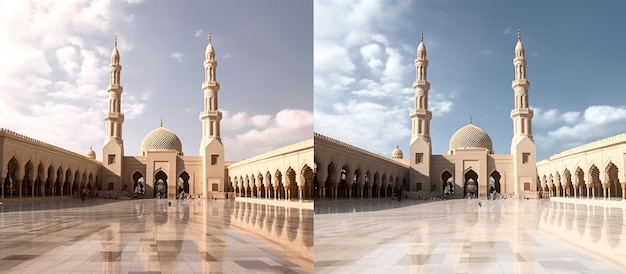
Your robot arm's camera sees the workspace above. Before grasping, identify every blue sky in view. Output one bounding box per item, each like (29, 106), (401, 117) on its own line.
(0, 0), (313, 161)
(314, 0), (626, 161)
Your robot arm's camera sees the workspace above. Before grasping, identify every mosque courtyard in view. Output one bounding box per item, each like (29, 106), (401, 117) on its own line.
(0, 198), (313, 273)
(314, 198), (626, 273)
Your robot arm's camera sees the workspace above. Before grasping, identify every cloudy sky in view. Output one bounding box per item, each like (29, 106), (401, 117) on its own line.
(314, 0), (626, 161)
(0, 0), (313, 161)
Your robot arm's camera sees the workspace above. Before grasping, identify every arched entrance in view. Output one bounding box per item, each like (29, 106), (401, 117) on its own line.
(132, 172), (145, 197)
(442, 171), (454, 195)
(464, 170), (478, 198)
(178, 171), (190, 198)
(154, 170), (168, 198)
(489, 171), (501, 198)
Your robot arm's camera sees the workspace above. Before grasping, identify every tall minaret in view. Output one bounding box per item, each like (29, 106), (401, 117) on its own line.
(510, 29), (537, 197)
(409, 32), (432, 193)
(103, 36), (125, 191)
(199, 33), (225, 198)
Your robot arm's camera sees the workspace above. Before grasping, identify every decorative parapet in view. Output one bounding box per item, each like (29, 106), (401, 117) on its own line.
(314, 132), (408, 167)
(0, 128), (101, 162)
(546, 132), (626, 161)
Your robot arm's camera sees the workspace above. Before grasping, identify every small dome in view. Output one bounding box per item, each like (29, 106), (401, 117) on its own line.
(85, 147), (96, 159)
(391, 146), (403, 159)
(449, 123), (493, 152)
(141, 126), (183, 155)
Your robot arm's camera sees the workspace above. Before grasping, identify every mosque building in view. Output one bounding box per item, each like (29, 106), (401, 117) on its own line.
(405, 29), (538, 199)
(315, 30), (539, 199)
(1, 35), (314, 201)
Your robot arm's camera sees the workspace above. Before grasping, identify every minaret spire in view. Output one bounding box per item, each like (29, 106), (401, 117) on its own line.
(511, 28), (534, 139)
(411, 31), (431, 141)
(199, 32), (225, 197)
(102, 35), (125, 194)
(409, 30), (433, 193)
(510, 29), (537, 198)
(105, 36), (124, 141)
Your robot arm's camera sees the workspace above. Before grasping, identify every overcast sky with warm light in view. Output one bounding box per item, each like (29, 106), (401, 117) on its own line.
(314, 0), (626, 161)
(0, 0), (313, 161)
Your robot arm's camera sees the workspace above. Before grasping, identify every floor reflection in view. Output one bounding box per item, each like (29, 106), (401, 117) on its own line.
(0, 198), (313, 273)
(315, 199), (625, 273)
(539, 200), (626, 268)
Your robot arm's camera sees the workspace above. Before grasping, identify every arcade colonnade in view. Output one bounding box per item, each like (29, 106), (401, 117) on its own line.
(0, 129), (101, 199)
(314, 133), (408, 199)
(537, 133), (626, 200)
(227, 138), (314, 200)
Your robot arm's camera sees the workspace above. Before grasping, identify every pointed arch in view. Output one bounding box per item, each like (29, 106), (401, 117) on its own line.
(441, 170), (454, 195)
(464, 169), (478, 198)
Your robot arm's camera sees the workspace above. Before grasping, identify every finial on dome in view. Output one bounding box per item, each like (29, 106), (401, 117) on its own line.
(420, 31), (423, 42)
(208, 32), (212, 44)
(114, 35), (118, 48)
(469, 115), (473, 124)
(517, 28), (521, 41)
(160, 117), (163, 127)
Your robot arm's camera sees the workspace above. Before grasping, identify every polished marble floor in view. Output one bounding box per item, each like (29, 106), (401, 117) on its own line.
(315, 198), (626, 273)
(0, 198), (313, 273)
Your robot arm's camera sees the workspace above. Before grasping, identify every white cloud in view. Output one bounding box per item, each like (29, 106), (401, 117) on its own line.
(535, 105), (626, 158)
(532, 107), (580, 127)
(360, 43), (383, 73)
(56, 46), (80, 75)
(429, 91), (455, 117)
(314, 0), (455, 152)
(222, 109), (313, 160)
(194, 30), (202, 37)
(0, 0), (137, 157)
(504, 27), (513, 34)
(315, 100), (410, 156)
(169, 52), (184, 62)
(314, 41), (355, 74)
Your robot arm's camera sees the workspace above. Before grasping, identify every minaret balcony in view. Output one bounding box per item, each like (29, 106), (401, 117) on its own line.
(510, 108), (534, 117)
(412, 80), (430, 89)
(202, 81), (220, 90)
(410, 109), (432, 119)
(511, 79), (530, 89)
(199, 111), (223, 120)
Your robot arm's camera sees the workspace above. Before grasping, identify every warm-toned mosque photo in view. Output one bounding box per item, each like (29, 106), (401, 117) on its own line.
(1, 35), (314, 202)
(0, 1), (313, 273)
